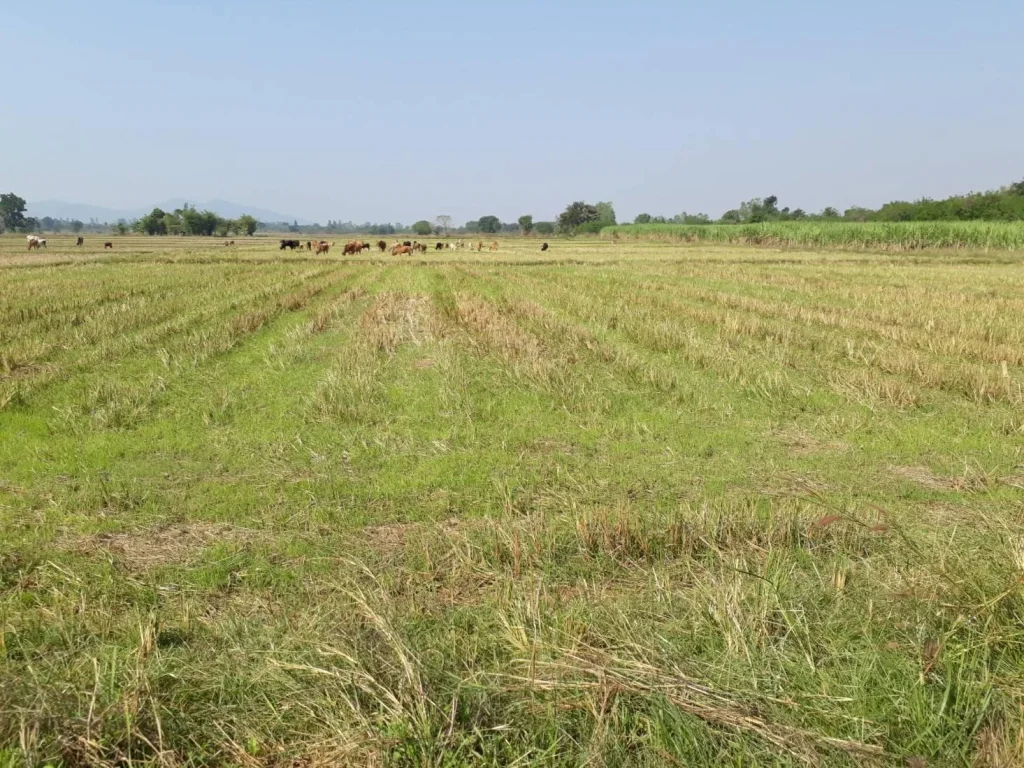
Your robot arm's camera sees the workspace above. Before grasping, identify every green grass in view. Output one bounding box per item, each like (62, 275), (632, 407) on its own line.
(603, 220), (1024, 250)
(1, 234), (1024, 766)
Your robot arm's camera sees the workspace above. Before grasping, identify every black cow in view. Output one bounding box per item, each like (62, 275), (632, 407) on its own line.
(280, 239), (301, 250)
(76, 236), (84, 246)
(436, 242), (444, 251)
(541, 242), (549, 252)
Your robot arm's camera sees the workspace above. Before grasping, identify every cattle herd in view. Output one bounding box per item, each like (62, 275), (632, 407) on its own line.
(276, 238), (543, 256)
(20, 234), (550, 253)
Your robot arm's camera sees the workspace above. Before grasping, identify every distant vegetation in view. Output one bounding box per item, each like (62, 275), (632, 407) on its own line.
(631, 180), (1024, 226)
(135, 205), (258, 237)
(5, 179), (1023, 239)
(603, 220), (1024, 251)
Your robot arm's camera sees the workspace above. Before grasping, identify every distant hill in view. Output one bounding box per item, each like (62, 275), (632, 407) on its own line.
(27, 199), (309, 225)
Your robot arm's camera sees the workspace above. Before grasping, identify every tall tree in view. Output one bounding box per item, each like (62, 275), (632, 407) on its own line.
(558, 202), (599, 233)
(0, 193), (28, 232)
(517, 215), (534, 235)
(634, 213), (652, 224)
(595, 201), (616, 224)
(236, 214), (258, 236)
(412, 220), (433, 236)
(70, 220), (84, 234)
(477, 215), (501, 233)
(436, 215), (452, 236)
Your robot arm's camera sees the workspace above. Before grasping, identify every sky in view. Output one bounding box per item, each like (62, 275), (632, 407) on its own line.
(3, 0), (1022, 225)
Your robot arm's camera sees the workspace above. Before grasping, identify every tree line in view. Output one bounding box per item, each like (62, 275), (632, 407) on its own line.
(631, 180), (1024, 226)
(135, 206), (258, 237)
(6, 179), (1022, 238)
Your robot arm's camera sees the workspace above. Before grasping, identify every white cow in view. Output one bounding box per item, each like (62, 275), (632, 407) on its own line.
(26, 235), (45, 250)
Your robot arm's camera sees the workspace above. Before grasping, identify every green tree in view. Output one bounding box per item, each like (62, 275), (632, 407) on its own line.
(517, 215), (534, 235)
(70, 220), (84, 234)
(236, 214), (258, 236)
(139, 208), (168, 235)
(114, 221), (128, 236)
(412, 220), (433, 236)
(477, 215), (501, 233)
(821, 206), (840, 218)
(534, 221), (555, 235)
(720, 209), (742, 224)
(558, 202), (599, 233)
(634, 213), (652, 224)
(215, 219), (232, 238)
(595, 201), (616, 224)
(0, 193), (28, 232)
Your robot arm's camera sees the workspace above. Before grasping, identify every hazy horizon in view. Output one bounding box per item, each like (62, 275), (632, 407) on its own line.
(4, 0), (1021, 225)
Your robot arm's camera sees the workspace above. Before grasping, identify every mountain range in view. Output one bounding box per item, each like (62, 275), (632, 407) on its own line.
(27, 199), (310, 225)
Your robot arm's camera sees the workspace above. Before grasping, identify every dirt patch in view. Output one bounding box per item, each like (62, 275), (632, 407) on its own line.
(890, 465), (991, 492)
(760, 472), (832, 497)
(773, 427), (849, 456)
(361, 517), (465, 556)
(891, 465), (954, 490)
(360, 292), (436, 353)
(73, 522), (252, 572)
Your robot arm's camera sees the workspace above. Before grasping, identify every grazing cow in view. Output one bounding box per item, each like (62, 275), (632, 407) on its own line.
(343, 241), (360, 255)
(27, 236), (39, 250)
(224, 241), (231, 246)
(415, 242), (428, 253)
(76, 236), (84, 246)
(403, 241), (412, 247)
(316, 241), (331, 255)
(280, 239), (301, 250)
(436, 242), (444, 251)
(104, 242), (113, 249)
(377, 240), (387, 252)
(392, 244), (413, 256)
(229, 240), (235, 246)
(476, 241), (484, 252)
(490, 241), (498, 252)
(306, 241), (313, 251)
(541, 242), (549, 252)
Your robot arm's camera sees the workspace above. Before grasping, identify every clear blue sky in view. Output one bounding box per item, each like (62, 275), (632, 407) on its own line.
(3, 0), (1021, 224)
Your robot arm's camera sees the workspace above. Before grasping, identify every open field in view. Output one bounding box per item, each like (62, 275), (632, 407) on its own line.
(604, 221), (1024, 251)
(2, 235), (1024, 766)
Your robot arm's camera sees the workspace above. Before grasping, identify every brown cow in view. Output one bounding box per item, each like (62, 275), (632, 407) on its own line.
(306, 241), (313, 251)
(342, 241), (361, 255)
(104, 242), (113, 249)
(540, 242), (549, 252)
(315, 241), (330, 255)
(476, 241), (483, 252)
(490, 241), (499, 252)
(392, 245), (413, 256)
(76, 236), (84, 246)
(377, 240), (387, 252)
